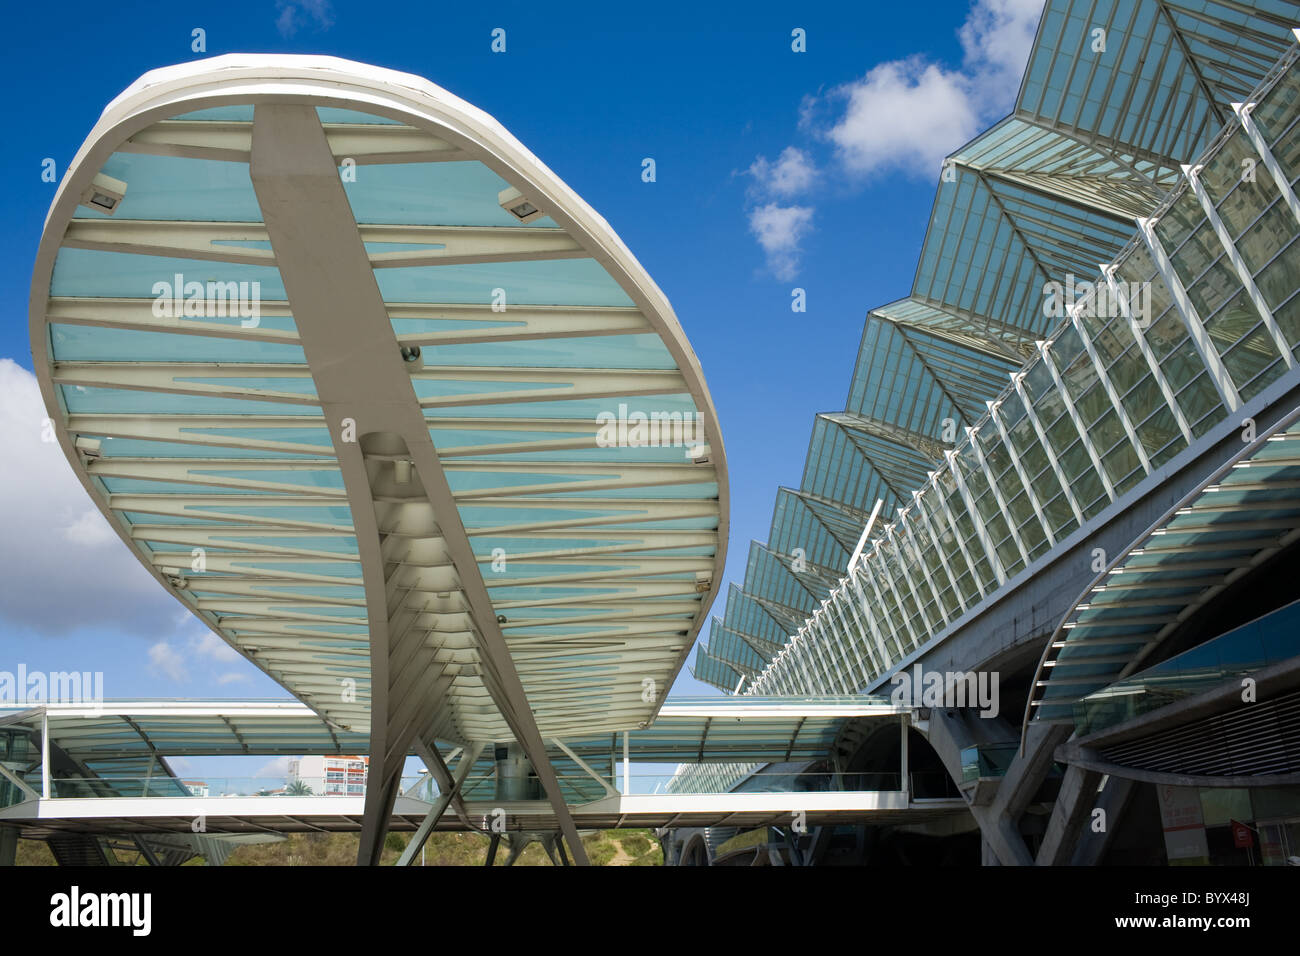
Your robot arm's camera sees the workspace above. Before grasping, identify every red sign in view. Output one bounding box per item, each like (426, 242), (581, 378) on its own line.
(1231, 820), (1253, 848)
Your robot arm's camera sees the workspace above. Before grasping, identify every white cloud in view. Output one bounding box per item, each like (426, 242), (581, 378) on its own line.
(146, 617), (254, 685)
(0, 359), (181, 639)
(739, 0), (1041, 275)
(824, 58), (980, 179)
(747, 147), (818, 198)
(276, 0), (334, 38)
(148, 641), (188, 682)
(959, 0), (1045, 103)
(811, 0), (1042, 180)
(255, 756), (294, 778)
(61, 508), (118, 547)
(748, 204), (814, 282)
(195, 630), (242, 663)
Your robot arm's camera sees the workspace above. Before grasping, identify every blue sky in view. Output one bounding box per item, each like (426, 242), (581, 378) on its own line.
(0, 0), (1041, 780)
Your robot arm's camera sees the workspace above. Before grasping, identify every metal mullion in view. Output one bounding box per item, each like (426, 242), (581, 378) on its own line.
(912, 488), (968, 613)
(875, 537), (924, 652)
(790, 632), (821, 691)
(1235, 101), (1300, 231)
(1138, 215), (1243, 412)
(1048, 0), (1103, 131)
(849, 570), (892, 669)
(802, 621), (833, 693)
(814, 613), (847, 694)
(1037, 340), (1118, 501)
(931, 474), (988, 595)
(1070, 304), (1154, 473)
(861, 554), (908, 659)
(813, 613), (853, 695)
(836, 581), (879, 682)
(826, 587), (868, 691)
(887, 522), (937, 639)
(770, 653), (792, 695)
(791, 630), (818, 694)
(968, 426), (1032, 568)
(986, 416), (1052, 566)
(780, 659), (800, 696)
(1104, 266), (1194, 443)
(828, 587), (870, 690)
(900, 509), (950, 622)
(1185, 162), (1295, 368)
(1129, 14), (1181, 154)
(947, 450), (1008, 586)
(804, 614), (835, 693)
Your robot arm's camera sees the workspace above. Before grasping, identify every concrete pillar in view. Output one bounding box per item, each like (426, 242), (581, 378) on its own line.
(924, 709), (1071, 866)
(981, 837), (1000, 866)
(0, 825), (17, 867)
(1070, 775), (1135, 866)
(1036, 764), (1103, 865)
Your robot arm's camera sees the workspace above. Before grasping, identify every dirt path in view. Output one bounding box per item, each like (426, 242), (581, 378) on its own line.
(606, 842), (634, 866)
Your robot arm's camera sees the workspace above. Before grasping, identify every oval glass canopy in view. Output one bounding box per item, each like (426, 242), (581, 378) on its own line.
(30, 56), (728, 760)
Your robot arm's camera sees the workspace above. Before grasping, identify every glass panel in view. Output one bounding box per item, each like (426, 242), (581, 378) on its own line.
(1237, 199), (1300, 275)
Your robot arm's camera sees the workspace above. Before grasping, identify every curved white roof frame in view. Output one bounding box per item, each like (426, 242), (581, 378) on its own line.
(30, 55), (729, 864)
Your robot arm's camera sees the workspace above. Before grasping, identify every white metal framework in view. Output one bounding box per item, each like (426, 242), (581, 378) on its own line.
(30, 55), (729, 863)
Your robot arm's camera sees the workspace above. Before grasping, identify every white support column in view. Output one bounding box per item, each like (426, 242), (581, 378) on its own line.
(803, 617), (831, 692)
(41, 712), (50, 800)
(967, 426), (1032, 568)
(1234, 101), (1300, 231)
(900, 714), (910, 799)
(837, 581), (880, 681)
(876, 538), (924, 651)
(805, 624), (831, 692)
(764, 653), (782, 694)
(912, 488), (967, 614)
(1138, 215), (1243, 412)
(622, 731), (630, 795)
(900, 510), (950, 623)
(553, 739), (619, 798)
(779, 656), (800, 696)
(760, 657), (777, 695)
(947, 451), (1008, 586)
(1037, 339), (1117, 501)
(849, 570), (893, 668)
(989, 400), (1055, 547)
(813, 615), (852, 695)
(0, 763), (38, 802)
(828, 589), (871, 690)
(1012, 374), (1085, 524)
(861, 554), (909, 658)
(930, 476), (988, 596)
(887, 522), (937, 638)
(1070, 304), (1154, 472)
(792, 629), (818, 693)
(815, 615), (848, 694)
(790, 624), (821, 691)
(1104, 266), (1194, 444)
(1184, 162), (1294, 368)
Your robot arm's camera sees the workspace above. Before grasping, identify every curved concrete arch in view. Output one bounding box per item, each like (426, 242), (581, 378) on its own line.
(30, 55), (729, 864)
